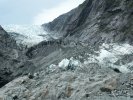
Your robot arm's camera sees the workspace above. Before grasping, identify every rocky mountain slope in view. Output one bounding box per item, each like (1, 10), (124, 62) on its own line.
(1, 0), (133, 100)
(0, 26), (35, 88)
(0, 25), (19, 87)
(1, 42), (133, 100)
(43, 0), (133, 45)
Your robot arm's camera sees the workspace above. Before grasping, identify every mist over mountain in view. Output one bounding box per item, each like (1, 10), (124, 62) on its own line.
(1, 0), (133, 100)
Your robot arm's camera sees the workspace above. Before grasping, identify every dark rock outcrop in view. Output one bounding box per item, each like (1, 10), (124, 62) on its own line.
(0, 26), (18, 87)
(0, 26), (28, 87)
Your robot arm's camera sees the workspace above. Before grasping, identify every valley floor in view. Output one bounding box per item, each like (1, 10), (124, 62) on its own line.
(1, 42), (133, 100)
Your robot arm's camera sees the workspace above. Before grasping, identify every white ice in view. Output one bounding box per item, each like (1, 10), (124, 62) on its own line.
(95, 43), (133, 73)
(58, 58), (70, 69)
(2, 25), (49, 46)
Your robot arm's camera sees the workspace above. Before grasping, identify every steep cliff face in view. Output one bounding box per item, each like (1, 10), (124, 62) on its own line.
(0, 26), (27, 87)
(0, 26), (17, 49)
(0, 26), (18, 87)
(43, 0), (133, 45)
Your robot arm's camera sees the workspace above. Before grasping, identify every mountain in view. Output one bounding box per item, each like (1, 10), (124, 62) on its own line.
(1, 0), (133, 100)
(43, 0), (133, 45)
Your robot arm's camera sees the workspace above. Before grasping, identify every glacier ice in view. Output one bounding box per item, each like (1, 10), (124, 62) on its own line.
(89, 43), (133, 73)
(2, 25), (49, 46)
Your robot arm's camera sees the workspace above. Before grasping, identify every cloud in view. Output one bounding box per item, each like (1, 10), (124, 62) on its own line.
(33, 0), (85, 25)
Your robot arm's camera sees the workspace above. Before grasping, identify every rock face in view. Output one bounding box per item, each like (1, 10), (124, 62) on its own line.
(0, 26), (17, 49)
(0, 26), (18, 87)
(43, 0), (133, 45)
(0, 26), (29, 88)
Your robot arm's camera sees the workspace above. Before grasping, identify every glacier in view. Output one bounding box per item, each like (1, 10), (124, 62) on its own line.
(2, 25), (50, 47)
(2, 25), (133, 74)
(88, 43), (133, 73)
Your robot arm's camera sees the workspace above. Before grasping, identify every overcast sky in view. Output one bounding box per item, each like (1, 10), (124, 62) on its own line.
(0, 0), (85, 25)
